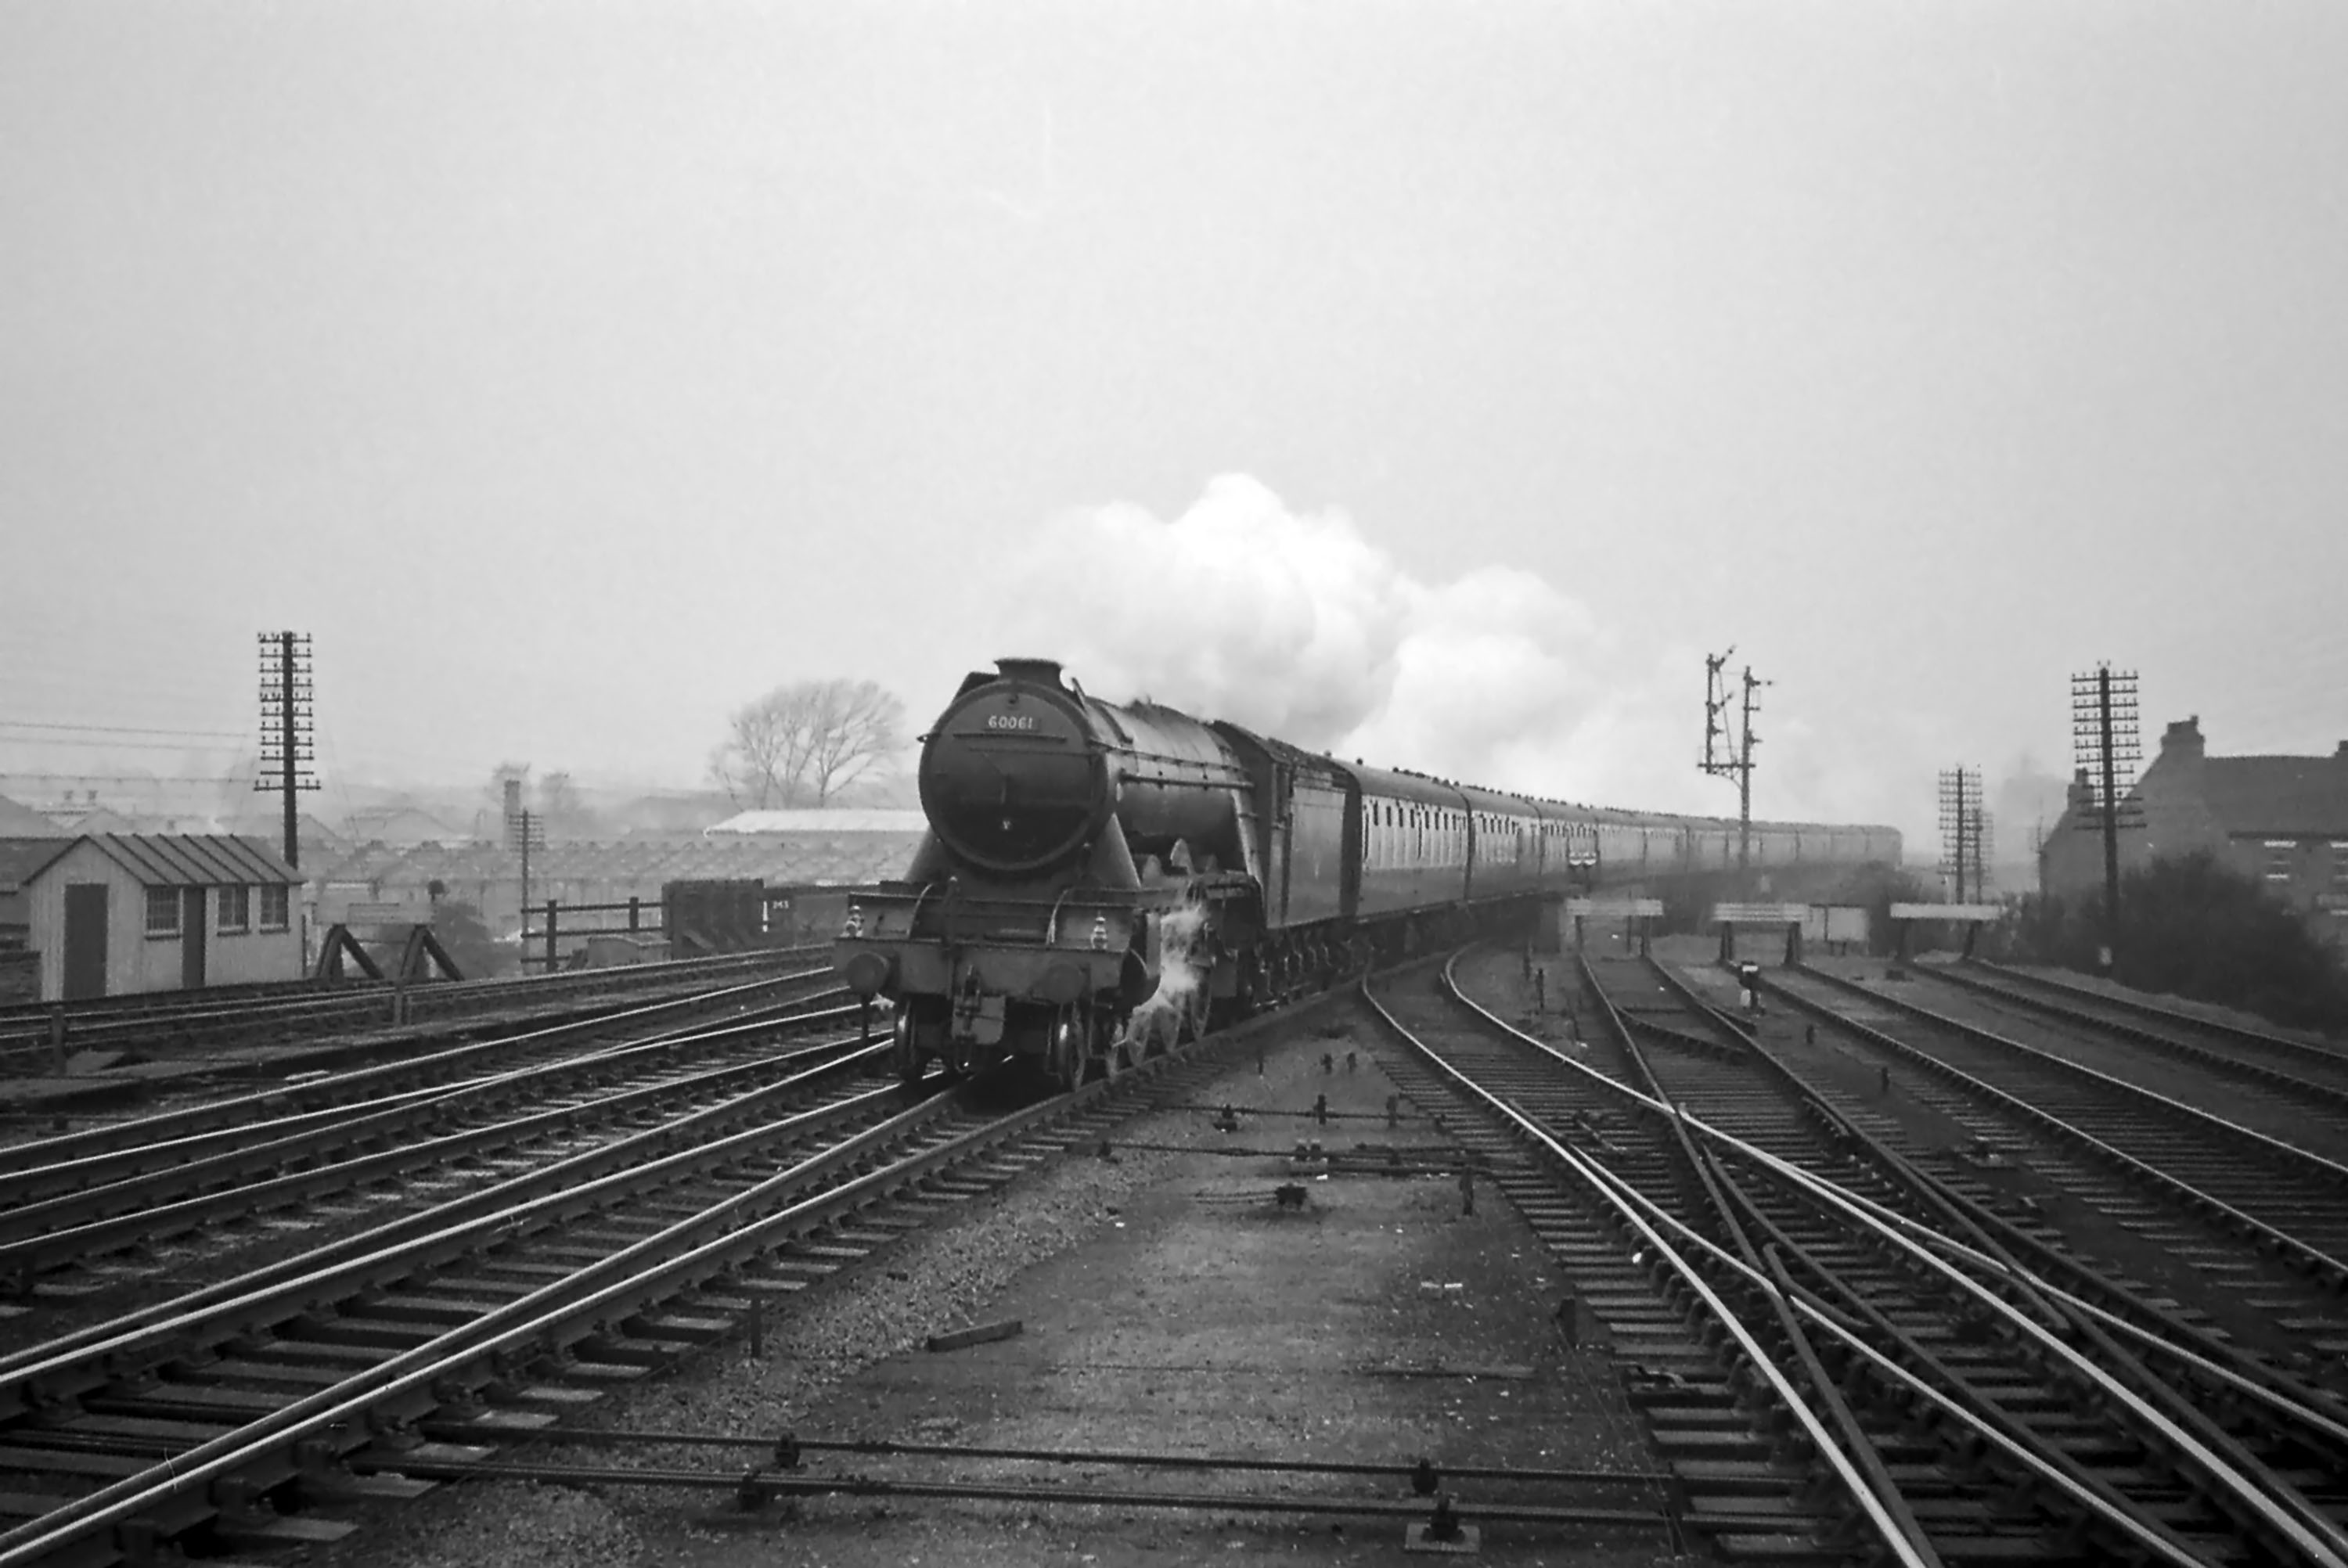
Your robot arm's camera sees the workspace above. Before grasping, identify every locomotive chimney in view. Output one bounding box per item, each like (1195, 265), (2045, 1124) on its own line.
(995, 656), (1066, 688)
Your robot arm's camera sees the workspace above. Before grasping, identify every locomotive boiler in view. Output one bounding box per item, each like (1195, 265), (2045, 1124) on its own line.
(835, 656), (1901, 1088)
(836, 657), (1264, 1091)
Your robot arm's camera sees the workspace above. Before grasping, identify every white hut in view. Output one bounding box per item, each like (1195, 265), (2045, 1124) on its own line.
(0, 834), (304, 1001)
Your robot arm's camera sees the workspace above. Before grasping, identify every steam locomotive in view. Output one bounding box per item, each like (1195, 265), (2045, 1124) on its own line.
(834, 656), (1900, 1088)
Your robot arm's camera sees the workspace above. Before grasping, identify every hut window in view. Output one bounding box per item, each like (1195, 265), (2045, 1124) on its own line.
(145, 886), (181, 936)
(259, 885), (291, 930)
(218, 886), (251, 933)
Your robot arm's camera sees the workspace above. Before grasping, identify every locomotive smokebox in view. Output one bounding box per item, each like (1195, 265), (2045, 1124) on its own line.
(919, 659), (1110, 875)
(918, 658), (1255, 882)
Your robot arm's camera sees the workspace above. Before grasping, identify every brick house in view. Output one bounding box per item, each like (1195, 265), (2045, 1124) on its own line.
(2041, 717), (2348, 944)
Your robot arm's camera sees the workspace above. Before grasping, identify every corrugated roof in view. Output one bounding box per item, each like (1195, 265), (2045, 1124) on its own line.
(0, 793), (59, 838)
(54, 834), (303, 888)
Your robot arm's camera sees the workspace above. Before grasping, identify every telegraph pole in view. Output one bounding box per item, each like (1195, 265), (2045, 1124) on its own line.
(254, 632), (319, 869)
(2069, 664), (2141, 967)
(1937, 767), (1990, 902)
(1701, 651), (1770, 871)
(504, 779), (545, 963)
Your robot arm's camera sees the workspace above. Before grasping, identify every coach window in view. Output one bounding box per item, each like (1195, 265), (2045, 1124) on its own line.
(146, 886), (180, 937)
(260, 885), (291, 932)
(2264, 840), (2294, 883)
(2333, 843), (2348, 890)
(218, 885), (251, 933)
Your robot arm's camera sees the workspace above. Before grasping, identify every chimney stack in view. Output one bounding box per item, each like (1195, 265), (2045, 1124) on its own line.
(2160, 716), (2205, 759)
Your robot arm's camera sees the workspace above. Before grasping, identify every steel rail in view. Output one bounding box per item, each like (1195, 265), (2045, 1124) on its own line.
(0, 966), (838, 1176)
(0, 955), (813, 1070)
(1689, 1112), (2348, 1568)
(0, 1038), (894, 1402)
(1636, 960), (2348, 1460)
(1, 1081), (463, 1201)
(1626, 962), (2317, 1552)
(1453, 973), (2249, 1568)
(1561, 1143), (2216, 1568)
(1796, 965), (2348, 1186)
(1917, 962), (2348, 1114)
(1968, 958), (2348, 1068)
(1762, 967), (2348, 1290)
(1627, 999), (2348, 1461)
(1359, 983), (1937, 1568)
(1444, 962), (2348, 1568)
(0, 946), (826, 1043)
(0, 995), (1252, 1568)
(0, 1084), (949, 1564)
(0, 994), (859, 1221)
(1573, 968), (1948, 1564)
(0, 1020), (870, 1278)
(1590, 962), (2348, 1562)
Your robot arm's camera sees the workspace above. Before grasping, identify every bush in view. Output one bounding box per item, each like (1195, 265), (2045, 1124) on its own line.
(2015, 852), (2348, 1030)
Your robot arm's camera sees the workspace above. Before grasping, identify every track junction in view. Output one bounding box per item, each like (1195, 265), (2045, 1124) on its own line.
(1, 934), (2344, 1565)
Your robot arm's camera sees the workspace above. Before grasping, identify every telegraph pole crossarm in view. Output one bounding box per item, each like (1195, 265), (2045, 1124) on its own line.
(1700, 650), (1769, 873)
(254, 631), (319, 871)
(2069, 663), (2142, 968)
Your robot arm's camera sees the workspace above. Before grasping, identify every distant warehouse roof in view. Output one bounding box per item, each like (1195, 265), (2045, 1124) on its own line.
(0, 833), (301, 890)
(0, 792), (59, 837)
(704, 810), (928, 836)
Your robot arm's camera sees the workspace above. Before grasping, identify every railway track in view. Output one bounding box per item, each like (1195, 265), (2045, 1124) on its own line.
(1765, 965), (2348, 1296)
(0, 963), (849, 1173)
(1358, 948), (2348, 1567)
(0, 973), (1338, 1566)
(0, 948), (826, 1087)
(0, 987), (873, 1318)
(1894, 962), (2348, 1140)
(1961, 962), (2348, 1087)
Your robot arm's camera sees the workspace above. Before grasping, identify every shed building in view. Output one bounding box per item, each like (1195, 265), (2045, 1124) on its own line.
(0, 834), (304, 1001)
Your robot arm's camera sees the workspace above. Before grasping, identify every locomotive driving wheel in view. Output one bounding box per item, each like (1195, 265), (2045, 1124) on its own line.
(891, 1005), (924, 1088)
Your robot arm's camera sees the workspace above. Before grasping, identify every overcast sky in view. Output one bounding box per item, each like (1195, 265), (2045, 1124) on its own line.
(5, 2), (2344, 849)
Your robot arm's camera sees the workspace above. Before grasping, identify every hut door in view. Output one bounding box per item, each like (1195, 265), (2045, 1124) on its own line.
(63, 884), (107, 1000)
(182, 888), (207, 989)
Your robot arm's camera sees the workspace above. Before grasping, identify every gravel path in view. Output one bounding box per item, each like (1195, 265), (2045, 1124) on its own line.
(310, 1086), (1195, 1567)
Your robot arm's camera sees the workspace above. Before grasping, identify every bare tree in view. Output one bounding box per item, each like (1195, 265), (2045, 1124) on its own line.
(708, 678), (906, 809)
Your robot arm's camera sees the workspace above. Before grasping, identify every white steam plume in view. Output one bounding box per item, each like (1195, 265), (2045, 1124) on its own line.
(994, 475), (1922, 836)
(1120, 901), (1212, 1052)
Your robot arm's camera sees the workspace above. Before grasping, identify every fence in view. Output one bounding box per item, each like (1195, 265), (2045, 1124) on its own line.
(518, 884), (874, 970)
